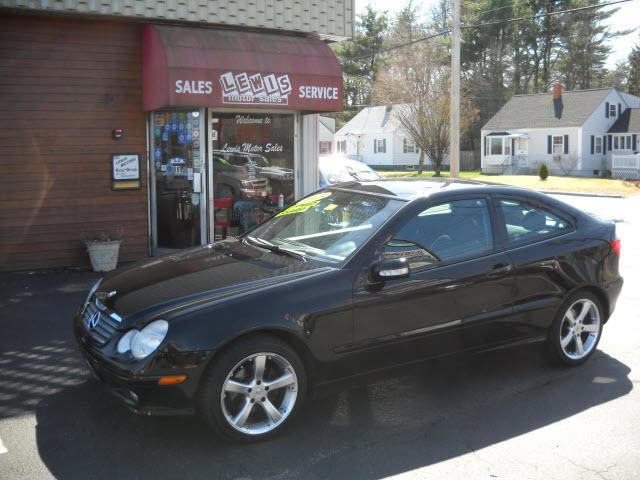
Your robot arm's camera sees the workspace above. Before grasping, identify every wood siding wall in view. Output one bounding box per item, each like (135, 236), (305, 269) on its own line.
(0, 14), (149, 271)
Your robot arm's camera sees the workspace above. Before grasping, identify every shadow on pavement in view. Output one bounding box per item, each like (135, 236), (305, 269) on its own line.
(33, 347), (631, 480)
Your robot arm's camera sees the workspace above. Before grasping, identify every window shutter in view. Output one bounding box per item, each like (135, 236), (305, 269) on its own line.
(590, 135), (594, 154)
(547, 135), (552, 154)
(511, 138), (515, 155)
(605, 102), (609, 118)
(564, 134), (569, 154)
(618, 103), (622, 116)
(374, 140), (377, 153)
(603, 136), (607, 154)
(608, 135), (612, 151)
(633, 134), (637, 151)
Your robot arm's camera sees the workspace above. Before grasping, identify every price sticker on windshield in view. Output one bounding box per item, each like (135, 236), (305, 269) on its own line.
(276, 192), (332, 217)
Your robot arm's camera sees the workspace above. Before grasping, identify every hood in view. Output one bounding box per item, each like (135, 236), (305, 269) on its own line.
(97, 239), (329, 319)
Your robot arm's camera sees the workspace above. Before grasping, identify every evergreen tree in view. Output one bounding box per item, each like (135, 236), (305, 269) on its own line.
(333, 6), (388, 110)
(557, 0), (629, 90)
(628, 36), (640, 95)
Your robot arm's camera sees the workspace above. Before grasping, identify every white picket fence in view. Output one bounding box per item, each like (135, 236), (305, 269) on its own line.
(612, 154), (640, 180)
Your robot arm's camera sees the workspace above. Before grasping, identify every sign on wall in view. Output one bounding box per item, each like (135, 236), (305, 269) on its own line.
(112, 153), (141, 190)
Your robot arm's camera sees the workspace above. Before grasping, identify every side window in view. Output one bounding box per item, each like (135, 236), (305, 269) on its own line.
(384, 198), (493, 269)
(499, 199), (571, 246)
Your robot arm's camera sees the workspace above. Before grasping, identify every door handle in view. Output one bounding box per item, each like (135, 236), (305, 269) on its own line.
(488, 263), (512, 277)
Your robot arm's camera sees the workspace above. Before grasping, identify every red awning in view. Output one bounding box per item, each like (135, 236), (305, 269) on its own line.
(142, 25), (343, 112)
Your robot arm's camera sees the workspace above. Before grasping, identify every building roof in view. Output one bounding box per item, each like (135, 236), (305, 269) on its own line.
(319, 116), (336, 134)
(619, 91), (640, 108)
(608, 108), (640, 133)
(335, 105), (406, 136)
(483, 88), (612, 130)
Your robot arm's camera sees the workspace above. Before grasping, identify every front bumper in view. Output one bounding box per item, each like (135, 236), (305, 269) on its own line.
(74, 311), (202, 416)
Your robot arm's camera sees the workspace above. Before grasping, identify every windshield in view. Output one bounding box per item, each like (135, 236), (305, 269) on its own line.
(348, 166), (381, 181)
(320, 163), (354, 184)
(247, 189), (403, 265)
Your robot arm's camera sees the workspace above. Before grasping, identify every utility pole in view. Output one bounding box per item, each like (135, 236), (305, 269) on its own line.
(450, 0), (461, 178)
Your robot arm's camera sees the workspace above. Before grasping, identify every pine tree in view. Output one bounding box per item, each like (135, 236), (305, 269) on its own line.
(333, 6), (388, 110)
(628, 36), (640, 95)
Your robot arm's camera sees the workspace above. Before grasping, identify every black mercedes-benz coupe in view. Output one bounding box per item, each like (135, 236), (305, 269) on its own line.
(75, 179), (623, 441)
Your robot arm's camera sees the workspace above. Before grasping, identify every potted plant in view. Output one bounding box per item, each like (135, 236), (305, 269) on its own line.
(84, 230), (122, 272)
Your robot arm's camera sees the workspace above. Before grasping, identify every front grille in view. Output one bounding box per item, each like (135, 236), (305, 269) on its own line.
(82, 299), (120, 346)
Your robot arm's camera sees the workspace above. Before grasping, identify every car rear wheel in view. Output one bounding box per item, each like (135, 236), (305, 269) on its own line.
(198, 335), (306, 442)
(548, 291), (603, 366)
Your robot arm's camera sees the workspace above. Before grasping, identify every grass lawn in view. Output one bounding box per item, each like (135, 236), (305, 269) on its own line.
(380, 171), (640, 197)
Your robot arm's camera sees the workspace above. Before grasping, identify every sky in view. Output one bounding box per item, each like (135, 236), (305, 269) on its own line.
(355, 0), (639, 69)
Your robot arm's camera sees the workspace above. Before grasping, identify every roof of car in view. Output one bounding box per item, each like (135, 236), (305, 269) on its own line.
(319, 157), (375, 170)
(330, 178), (545, 202)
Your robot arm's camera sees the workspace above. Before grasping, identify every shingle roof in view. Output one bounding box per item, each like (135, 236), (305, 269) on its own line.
(608, 108), (640, 133)
(483, 88), (612, 130)
(318, 115), (336, 133)
(335, 105), (406, 136)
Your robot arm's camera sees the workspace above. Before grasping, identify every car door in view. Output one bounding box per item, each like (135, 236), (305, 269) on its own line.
(493, 195), (578, 339)
(348, 196), (518, 372)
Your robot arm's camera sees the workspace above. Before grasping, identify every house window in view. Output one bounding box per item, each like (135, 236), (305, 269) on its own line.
(374, 138), (386, 154)
(609, 103), (617, 118)
(504, 139), (511, 156)
(403, 137), (416, 154)
(336, 140), (346, 153)
(613, 134), (632, 151)
(489, 137), (503, 155)
(319, 141), (332, 155)
(595, 136), (603, 154)
(553, 135), (564, 155)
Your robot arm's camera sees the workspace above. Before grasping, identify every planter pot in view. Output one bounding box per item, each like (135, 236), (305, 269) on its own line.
(86, 240), (121, 272)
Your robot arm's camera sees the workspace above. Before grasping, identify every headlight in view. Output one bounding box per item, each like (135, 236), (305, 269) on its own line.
(116, 330), (137, 354)
(84, 278), (102, 305)
(117, 320), (169, 360)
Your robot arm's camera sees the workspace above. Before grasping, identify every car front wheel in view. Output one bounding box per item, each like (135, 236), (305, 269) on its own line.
(198, 335), (306, 442)
(548, 291), (604, 366)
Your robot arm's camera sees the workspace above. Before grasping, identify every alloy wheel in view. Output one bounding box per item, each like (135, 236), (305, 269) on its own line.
(220, 352), (298, 435)
(559, 299), (601, 360)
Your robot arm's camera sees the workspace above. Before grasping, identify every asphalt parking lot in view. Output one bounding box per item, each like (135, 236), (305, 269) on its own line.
(1, 193), (639, 480)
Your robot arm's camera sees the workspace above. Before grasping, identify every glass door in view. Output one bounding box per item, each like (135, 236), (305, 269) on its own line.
(150, 110), (205, 253)
(207, 111), (295, 242)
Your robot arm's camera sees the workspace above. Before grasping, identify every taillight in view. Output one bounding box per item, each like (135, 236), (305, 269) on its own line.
(611, 238), (621, 256)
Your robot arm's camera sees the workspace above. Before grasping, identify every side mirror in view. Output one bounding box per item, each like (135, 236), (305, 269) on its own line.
(372, 257), (411, 281)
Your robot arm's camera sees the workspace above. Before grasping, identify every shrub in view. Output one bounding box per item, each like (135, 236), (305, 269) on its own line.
(538, 163), (549, 180)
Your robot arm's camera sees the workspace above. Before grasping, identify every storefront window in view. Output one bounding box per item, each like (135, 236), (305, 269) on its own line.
(152, 110), (203, 250)
(210, 113), (295, 240)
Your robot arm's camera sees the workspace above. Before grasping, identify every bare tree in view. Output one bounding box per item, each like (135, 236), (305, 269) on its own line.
(374, 36), (476, 175)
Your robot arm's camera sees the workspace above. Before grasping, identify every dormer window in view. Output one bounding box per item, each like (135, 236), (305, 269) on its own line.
(609, 103), (617, 118)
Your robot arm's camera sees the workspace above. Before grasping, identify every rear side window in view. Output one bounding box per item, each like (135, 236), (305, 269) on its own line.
(498, 199), (571, 246)
(386, 198), (493, 269)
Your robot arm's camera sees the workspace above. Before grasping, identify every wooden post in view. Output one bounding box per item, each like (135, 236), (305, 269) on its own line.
(450, 0), (461, 178)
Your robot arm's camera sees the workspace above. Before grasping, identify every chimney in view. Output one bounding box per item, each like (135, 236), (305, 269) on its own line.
(552, 83), (563, 119)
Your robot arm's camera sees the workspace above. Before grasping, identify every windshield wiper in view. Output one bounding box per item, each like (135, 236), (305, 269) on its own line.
(245, 236), (307, 262)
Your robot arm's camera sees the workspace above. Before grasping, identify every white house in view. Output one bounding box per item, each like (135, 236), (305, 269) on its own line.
(318, 116), (335, 156)
(607, 105), (640, 179)
(333, 105), (427, 169)
(481, 86), (640, 177)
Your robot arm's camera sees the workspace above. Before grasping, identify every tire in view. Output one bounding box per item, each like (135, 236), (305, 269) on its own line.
(198, 335), (306, 442)
(547, 291), (604, 367)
